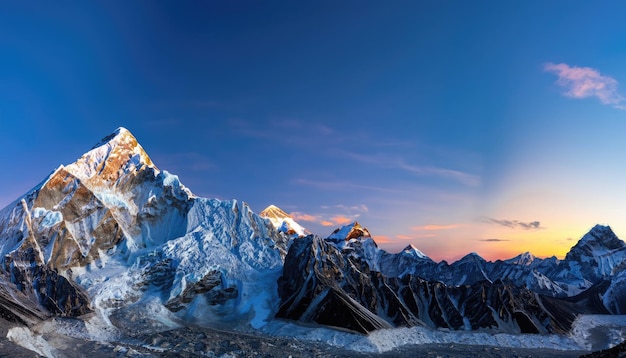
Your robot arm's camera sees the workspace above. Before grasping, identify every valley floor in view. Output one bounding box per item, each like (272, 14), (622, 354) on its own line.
(0, 318), (592, 358)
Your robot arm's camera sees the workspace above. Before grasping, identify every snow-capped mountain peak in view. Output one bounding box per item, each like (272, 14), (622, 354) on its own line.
(402, 244), (428, 259)
(505, 251), (537, 266)
(65, 127), (156, 183)
(575, 225), (624, 251)
(328, 222), (372, 241)
(260, 205), (309, 238)
(260, 204), (288, 218)
(458, 252), (485, 263)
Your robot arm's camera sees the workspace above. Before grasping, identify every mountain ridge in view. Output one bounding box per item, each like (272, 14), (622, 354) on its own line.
(0, 127), (624, 354)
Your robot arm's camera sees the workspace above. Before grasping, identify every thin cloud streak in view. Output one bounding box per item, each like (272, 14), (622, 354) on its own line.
(294, 178), (403, 194)
(228, 118), (336, 146)
(412, 224), (460, 231)
(338, 150), (480, 187)
(544, 62), (625, 109)
(289, 212), (317, 222)
(479, 239), (510, 242)
(480, 217), (544, 230)
(397, 161), (481, 187)
(290, 204), (369, 229)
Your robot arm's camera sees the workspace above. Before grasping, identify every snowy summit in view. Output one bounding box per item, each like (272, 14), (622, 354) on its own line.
(260, 204), (310, 238)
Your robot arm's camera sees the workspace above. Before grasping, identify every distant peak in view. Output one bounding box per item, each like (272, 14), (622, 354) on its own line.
(590, 224), (612, 234)
(402, 244), (427, 259)
(260, 205), (289, 219)
(260, 205), (310, 238)
(328, 221), (371, 241)
(459, 252), (485, 262)
(506, 251), (536, 266)
(520, 251), (534, 258)
(576, 224), (624, 250)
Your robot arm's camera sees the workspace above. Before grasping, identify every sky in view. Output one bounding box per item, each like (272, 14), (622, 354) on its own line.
(1, 1), (625, 262)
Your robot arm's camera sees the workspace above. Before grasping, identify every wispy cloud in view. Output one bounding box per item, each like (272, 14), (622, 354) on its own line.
(330, 215), (353, 225)
(290, 204), (369, 229)
(338, 150), (480, 187)
(544, 63), (625, 109)
(375, 235), (394, 244)
(290, 212), (317, 222)
(228, 118), (335, 145)
(412, 224), (460, 231)
(479, 238), (510, 242)
(294, 178), (402, 193)
(397, 161), (481, 187)
(480, 217), (544, 230)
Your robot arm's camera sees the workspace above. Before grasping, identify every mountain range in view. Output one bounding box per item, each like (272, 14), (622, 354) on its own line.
(0, 128), (625, 353)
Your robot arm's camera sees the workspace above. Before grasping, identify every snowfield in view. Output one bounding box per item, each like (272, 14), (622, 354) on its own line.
(263, 315), (626, 353)
(7, 314), (626, 357)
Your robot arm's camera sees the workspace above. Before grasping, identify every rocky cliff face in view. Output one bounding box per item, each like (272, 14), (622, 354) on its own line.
(276, 232), (587, 335)
(351, 224), (626, 300)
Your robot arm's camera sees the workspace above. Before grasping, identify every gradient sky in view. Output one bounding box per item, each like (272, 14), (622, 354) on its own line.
(1, 1), (625, 262)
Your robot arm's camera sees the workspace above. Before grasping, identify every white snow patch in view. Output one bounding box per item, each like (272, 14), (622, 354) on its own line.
(262, 317), (626, 353)
(569, 314), (626, 351)
(7, 327), (55, 357)
(32, 207), (63, 228)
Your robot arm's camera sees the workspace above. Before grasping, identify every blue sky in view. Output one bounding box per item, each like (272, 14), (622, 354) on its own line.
(1, 1), (625, 261)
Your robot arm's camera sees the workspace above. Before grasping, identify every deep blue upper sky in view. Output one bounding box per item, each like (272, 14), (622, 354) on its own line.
(1, 1), (625, 260)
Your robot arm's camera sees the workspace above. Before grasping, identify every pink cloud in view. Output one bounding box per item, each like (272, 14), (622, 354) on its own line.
(544, 63), (625, 109)
(412, 224), (460, 231)
(330, 215), (353, 225)
(290, 212), (318, 222)
(288, 204), (368, 230)
(375, 235), (393, 244)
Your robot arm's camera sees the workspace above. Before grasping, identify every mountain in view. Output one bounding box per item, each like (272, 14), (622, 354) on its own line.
(260, 205), (310, 238)
(364, 225), (626, 299)
(0, 127), (289, 330)
(1, 127), (625, 356)
(276, 224), (589, 335)
(549, 225), (626, 294)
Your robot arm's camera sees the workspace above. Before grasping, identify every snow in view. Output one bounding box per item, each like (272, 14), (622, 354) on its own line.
(263, 314), (626, 353)
(7, 327), (55, 357)
(5, 127), (626, 357)
(94, 191), (131, 211)
(403, 244), (427, 259)
(569, 315), (626, 350)
(260, 204), (309, 238)
(262, 321), (579, 353)
(327, 222), (371, 241)
(64, 195), (286, 333)
(32, 207), (63, 228)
